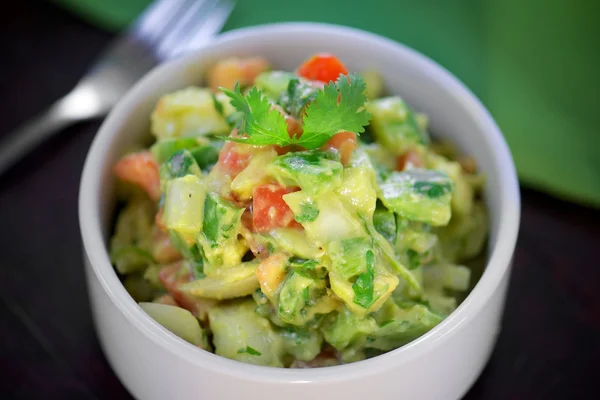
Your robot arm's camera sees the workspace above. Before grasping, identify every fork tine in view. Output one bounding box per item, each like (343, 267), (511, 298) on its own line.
(155, 0), (214, 58)
(168, 0), (235, 58)
(131, 0), (192, 44)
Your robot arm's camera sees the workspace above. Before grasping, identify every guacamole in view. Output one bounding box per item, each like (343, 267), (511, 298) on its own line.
(110, 53), (488, 367)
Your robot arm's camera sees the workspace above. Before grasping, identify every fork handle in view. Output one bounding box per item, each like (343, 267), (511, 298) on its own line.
(0, 104), (76, 176)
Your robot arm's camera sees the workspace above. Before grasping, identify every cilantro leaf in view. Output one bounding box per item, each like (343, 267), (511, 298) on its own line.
(220, 84), (290, 146)
(278, 78), (319, 118)
(220, 73), (371, 149)
(211, 93), (224, 117)
(237, 346), (262, 356)
(298, 73), (371, 149)
(293, 199), (320, 223)
(352, 249), (376, 308)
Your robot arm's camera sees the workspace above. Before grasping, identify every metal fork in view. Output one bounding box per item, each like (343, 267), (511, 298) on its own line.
(0, 0), (234, 176)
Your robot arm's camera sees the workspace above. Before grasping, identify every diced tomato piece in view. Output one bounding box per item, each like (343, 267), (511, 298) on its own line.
(395, 149), (424, 171)
(321, 131), (357, 165)
(274, 145), (293, 155)
(297, 53), (349, 83)
(113, 151), (161, 201)
(252, 184), (302, 232)
(216, 142), (253, 177)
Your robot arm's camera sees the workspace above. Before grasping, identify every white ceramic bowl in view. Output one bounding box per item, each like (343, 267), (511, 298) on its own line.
(79, 23), (520, 400)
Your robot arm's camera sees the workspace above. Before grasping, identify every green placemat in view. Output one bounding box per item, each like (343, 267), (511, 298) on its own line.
(54, 0), (600, 207)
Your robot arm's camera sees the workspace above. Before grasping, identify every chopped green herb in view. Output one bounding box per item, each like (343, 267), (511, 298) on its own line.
(352, 250), (376, 308)
(278, 78), (319, 117)
(211, 93), (224, 116)
(221, 84), (290, 147)
(237, 346), (262, 356)
(294, 200), (320, 223)
(372, 207), (397, 244)
(289, 258), (318, 271)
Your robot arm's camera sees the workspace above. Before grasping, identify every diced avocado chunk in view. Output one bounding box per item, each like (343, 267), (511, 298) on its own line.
(426, 152), (473, 218)
(110, 195), (155, 274)
(231, 148), (278, 200)
(366, 96), (429, 154)
(189, 141), (223, 171)
(361, 70), (384, 99)
(335, 151), (378, 215)
(181, 261), (259, 300)
(373, 207), (397, 244)
(279, 327), (323, 362)
(168, 230), (203, 268)
(424, 290), (458, 316)
(277, 78), (319, 117)
(163, 174), (206, 241)
(265, 228), (322, 259)
(139, 302), (209, 349)
(378, 169), (453, 226)
(321, 306), (378, 352)
(151, 137), (202, 164)
(284, 192), (365, 246)
(436, 200), (488, 264)
(160, 150), (202, 186)
(277, 262), (329, 326)
(124, 273), (156, 302)
(368, 300), (443, 351)
(112, 247), (154, 275)
(143, 264), (164, 288)
(202, 193), (244, 247)
(268, 150), (343, 194)
(363, 218), (423, 293)
(208, 300), (284, 367)
(278, 271), (316, 325)
(257, 257), (338, 327)
(328, 237), (373, 280)
(198, 193), (246, 270)
(422, 264), (471, 293)
(328, 250), (399, 316)
(395, 220), (438, 254)
(254, 71), (297, 100)
(151, 87), (234, 139)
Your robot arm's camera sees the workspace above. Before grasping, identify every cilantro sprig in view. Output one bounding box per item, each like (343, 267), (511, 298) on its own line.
(352, 249), (376, 309)
(220, 73), (371, 149)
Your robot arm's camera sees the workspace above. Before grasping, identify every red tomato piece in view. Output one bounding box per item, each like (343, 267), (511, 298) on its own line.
(252, 184), (302, 232)
(297, 53), (349, 83)
(216, 142), (253, 177)
(113, 151), (161, 201)
(321, 131), (357, 165)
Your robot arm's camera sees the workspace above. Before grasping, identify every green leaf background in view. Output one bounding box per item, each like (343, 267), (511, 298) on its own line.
(54, 0), (600, 207)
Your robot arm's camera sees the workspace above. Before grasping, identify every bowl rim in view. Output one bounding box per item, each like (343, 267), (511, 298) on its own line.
(79, 22), (520, 382)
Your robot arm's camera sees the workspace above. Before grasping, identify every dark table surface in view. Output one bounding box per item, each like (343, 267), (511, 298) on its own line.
(1, 1), (599, 399)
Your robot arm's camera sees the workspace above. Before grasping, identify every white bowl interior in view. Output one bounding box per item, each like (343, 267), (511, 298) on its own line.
(80, 23), (520, 383)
